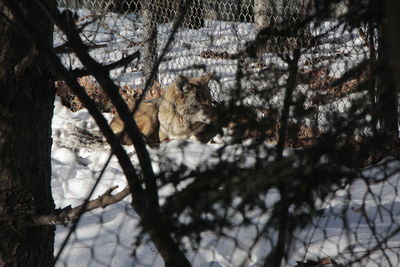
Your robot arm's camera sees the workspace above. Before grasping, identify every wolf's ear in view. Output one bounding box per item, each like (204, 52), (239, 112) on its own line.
(175, 74), (189, 94)
(198, 71), (215, 85)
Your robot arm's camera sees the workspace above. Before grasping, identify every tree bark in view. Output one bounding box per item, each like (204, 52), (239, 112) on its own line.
(387, 0), (400, 82)
(377, 14), (399, 139)
(0, 0), (56, 266)
(384, 0), (400, 139)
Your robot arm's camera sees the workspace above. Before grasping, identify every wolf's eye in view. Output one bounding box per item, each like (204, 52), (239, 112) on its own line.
(196, 91), (204, 99)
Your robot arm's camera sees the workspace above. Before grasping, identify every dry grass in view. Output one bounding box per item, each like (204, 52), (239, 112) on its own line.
(55, 76), (164, 113)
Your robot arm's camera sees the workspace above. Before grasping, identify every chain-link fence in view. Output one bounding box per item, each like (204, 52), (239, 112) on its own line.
(55, 0), (377, 139)
(52, 0), (400, 266)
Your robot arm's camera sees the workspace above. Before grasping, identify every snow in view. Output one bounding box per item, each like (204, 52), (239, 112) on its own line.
(51, 8), (400, 267)
(51, 99), (400, 267)
(291, 158), (400, 266)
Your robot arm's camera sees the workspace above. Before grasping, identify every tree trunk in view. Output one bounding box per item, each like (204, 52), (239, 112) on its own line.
(387, 0), (400, 81)
(377, 16), (399, 139)
(385, 0), (400, 137)
(0, 0), (56, 266)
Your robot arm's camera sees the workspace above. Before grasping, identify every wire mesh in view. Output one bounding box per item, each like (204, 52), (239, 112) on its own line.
(52, 0), (400, 266)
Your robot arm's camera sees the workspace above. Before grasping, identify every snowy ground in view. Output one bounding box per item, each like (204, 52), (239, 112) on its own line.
(52, 96), (400, 267)
(52, 8), (400, 267)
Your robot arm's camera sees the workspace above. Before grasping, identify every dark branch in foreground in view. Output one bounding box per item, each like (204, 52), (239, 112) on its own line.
(4, 1), (192, 266)
(53, 42), (107, 54)
(54, 50), (140, 79)
(0, 186), (130, 226)
(49, 8), (156, 204)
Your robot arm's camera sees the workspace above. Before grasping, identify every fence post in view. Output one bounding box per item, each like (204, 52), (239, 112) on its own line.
(254, 0), (270, 33)
(142, 0), (158, 84)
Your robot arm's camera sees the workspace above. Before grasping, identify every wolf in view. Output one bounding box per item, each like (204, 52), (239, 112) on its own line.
(110, 72), (218, 144)
(158, 72), (218, 142)
(109, 98), (160, 145)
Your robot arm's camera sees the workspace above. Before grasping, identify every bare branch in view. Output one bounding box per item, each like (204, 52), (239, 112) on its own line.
(53, 42), (107, 54)
(0, 186), (130, 226)
(33, 186), (130, 225)
(54, 50), (140, 79)
(276, 49), (301, 161)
